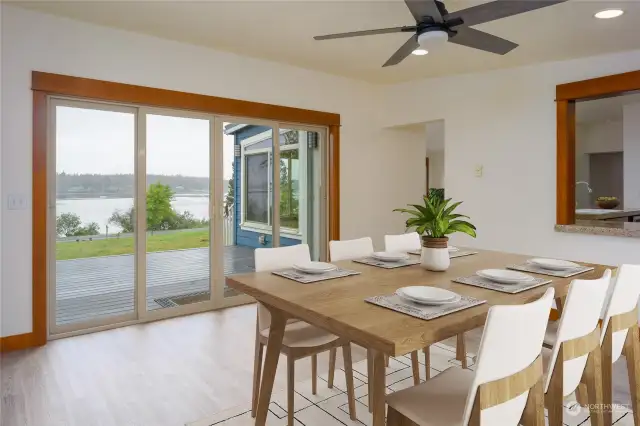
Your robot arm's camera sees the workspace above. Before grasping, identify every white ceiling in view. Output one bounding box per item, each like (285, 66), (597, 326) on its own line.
(577, 92), (640, 124)
(12, 0), (640, 84)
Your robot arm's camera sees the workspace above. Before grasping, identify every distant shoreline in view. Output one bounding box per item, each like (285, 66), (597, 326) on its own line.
(56, 193), (211, 200)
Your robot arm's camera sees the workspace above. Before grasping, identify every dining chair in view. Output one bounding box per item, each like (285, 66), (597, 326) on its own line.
(565, 265), (640, 426)
(252, 244), (357, 426)
(329, 237), (374, 261)
(540, 270), (611, 426)
(385, 288), (555, 426)
(384, 232), (470, 380)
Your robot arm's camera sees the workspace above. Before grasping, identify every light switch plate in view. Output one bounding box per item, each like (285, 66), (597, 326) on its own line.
(474, 165), (483, 178)
(7, 194), (28, 210)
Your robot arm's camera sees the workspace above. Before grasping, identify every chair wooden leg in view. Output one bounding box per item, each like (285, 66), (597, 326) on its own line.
(575, 382), (589, 407)
(371, 350), (386, 426)
(342, 343), (357, 421)
(251, 339), (264, 417)
(311, 354), (317, 395)
(456, 333), (468, 369)
(584, 347), (605, 426)
(521, 376), (545, 426)
(410, 351), (420, 385)
(328, 348), (337, 389)
(423, 346), (431, 380)
(603, 323), (614, 426)
(255, 307), (288, 426)
(625, 324), (640, 426)
(367, 349), (373, 413)
(546, 353), (564, 426)
(287, 356), (295, 426)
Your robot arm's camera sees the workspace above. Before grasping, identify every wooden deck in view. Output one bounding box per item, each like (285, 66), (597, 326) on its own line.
(55, 245), (255, 326)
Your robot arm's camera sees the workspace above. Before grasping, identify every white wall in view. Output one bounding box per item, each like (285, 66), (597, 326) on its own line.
(0, 5), (426, 337)
(382, 49), (640, 266)
(623, 103), (640, 208)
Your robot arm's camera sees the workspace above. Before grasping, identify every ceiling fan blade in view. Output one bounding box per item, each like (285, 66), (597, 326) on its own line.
(314, 26), (414, 40)
(447, 0), (568, 27)
(404, 0), (443, 23)
(449, 27), (518, 55)
(383, 36), (419, 67)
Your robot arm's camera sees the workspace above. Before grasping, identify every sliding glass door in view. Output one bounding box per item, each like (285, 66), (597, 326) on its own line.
(49, 99), (328, 335)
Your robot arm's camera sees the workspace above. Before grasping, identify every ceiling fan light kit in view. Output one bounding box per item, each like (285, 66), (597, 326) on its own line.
(314, 0), (569, 67)
(594, 9), (624, 19)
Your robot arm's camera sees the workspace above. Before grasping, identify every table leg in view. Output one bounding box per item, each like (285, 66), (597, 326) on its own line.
(371, 350), (386, 426)
(255, 306), (288, 426)
(367, 349), (373, 413)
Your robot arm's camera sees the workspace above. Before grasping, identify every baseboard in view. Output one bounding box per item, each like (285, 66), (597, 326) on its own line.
(0, 332), (41, 352)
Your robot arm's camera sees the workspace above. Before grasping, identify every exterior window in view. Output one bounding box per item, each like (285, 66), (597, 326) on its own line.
(279, 149), (299, 229)
(245, 153), (269, 224)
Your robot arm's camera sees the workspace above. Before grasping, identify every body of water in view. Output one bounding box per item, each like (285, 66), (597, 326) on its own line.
(56, 196), (212, 234)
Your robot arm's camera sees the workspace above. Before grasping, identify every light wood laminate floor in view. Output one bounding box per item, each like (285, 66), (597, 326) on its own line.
(0, 305), (632, 426)
(1, 304), (366, 426)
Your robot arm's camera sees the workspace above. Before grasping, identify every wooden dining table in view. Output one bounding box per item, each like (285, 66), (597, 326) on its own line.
(226, 248), (608, 426)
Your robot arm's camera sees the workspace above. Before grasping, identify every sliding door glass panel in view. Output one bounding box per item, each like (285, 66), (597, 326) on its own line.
(222, 122), (275, 296)
(145, 113), (211, 311)
(53, 102), (137, 329)
(278, 128), (323, 260)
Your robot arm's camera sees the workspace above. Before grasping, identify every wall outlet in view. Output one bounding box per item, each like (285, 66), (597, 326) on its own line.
(474, 165), (484, 178)
(7, 194), (28, 210)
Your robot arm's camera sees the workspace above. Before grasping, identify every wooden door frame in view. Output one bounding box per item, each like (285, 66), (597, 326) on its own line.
(556, 70), (640, 225)
(0, 71), (341, 352)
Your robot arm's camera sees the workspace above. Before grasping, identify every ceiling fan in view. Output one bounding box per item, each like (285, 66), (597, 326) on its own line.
(314, 0), (568, 67)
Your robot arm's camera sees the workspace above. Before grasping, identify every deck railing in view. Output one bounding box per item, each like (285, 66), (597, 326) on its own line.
(223, 211), (234, 246)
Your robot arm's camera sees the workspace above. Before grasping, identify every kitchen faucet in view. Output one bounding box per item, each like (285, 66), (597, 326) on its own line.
(576, 181), (592, 208)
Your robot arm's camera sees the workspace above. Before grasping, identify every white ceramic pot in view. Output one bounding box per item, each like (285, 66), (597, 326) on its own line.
(420, 237), (450, 272)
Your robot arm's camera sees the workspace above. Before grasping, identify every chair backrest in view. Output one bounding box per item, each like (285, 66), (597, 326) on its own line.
(329, 237), (374, 261)
(544, 270), (611, 396)
(462, 288), (555, 426)
(384, 232), (420, 253)
(601, 265), (640, 363)
(254, 244), (311, 330)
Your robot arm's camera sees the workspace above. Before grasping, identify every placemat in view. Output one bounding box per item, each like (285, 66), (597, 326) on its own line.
(507, 263), (595, 278)
(272, 268), (361, 284)
(408, 249), (479, 259)
(353, 257), (420, 269)
(452, 274), (552, 294)
(365, 294), (486, 321)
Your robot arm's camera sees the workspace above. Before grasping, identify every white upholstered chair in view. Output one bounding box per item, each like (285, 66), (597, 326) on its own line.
(384, 232), (421, 253)
(385, 288), (555, 426)
(329, 237), (374, 261)
(252, 244), (356, 426)
(541, 270), (611, 426)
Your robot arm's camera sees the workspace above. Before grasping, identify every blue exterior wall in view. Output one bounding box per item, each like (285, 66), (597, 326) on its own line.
(232, 125), (300, 249)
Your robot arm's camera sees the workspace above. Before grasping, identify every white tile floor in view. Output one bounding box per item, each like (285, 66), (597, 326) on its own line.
(188, 343), (631, 426)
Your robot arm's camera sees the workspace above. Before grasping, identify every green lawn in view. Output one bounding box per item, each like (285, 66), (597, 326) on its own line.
(56, 229), (210, 260)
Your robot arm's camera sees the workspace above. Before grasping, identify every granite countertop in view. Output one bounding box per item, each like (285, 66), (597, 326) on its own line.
(555, 220), (640, 238)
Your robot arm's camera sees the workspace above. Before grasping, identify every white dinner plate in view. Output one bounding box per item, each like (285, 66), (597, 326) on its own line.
(476, 269), (534, 284)
(397, 286), (459, 303)
(529, 258), (580, 271)
(448, 246), (459, 253)
(293, 262), (337, 274)
(372, 252), (409, 262)
(397, 288), (461, 305)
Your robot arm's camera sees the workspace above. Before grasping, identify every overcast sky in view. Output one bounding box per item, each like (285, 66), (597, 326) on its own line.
(56, 106), (235, 180)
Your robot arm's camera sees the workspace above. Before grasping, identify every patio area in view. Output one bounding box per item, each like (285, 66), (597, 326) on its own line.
(55, 245), (255, 326)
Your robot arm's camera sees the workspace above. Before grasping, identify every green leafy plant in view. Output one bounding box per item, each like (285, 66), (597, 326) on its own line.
(394, 196), (477, 239)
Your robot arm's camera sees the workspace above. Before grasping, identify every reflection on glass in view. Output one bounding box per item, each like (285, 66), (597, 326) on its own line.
(55, 105), (136, 327)
(146, 114), (211, 310)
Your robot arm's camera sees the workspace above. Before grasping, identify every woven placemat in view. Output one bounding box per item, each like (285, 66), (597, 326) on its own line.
(365, 294), (486, 321)
(452, 274), (552, 294)
(272, 268), (361, 284)
(353, 257), (420, 269)
(507, 263), (594, 278)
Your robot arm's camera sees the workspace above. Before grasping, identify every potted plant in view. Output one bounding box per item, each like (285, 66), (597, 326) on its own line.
(394, 196), (476, 271)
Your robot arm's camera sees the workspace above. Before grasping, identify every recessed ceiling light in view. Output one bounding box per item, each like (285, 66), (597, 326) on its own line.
(594, 9), (624, 19)
(412, 49), (428, 56)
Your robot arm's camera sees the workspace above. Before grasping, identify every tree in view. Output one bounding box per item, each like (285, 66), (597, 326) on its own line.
(224, 162), (235, 218)
(146, 182), (175, 233)
(74, 222), (101, 236)
(108, 207), (135, 233)
(56, 213), (82, 237)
